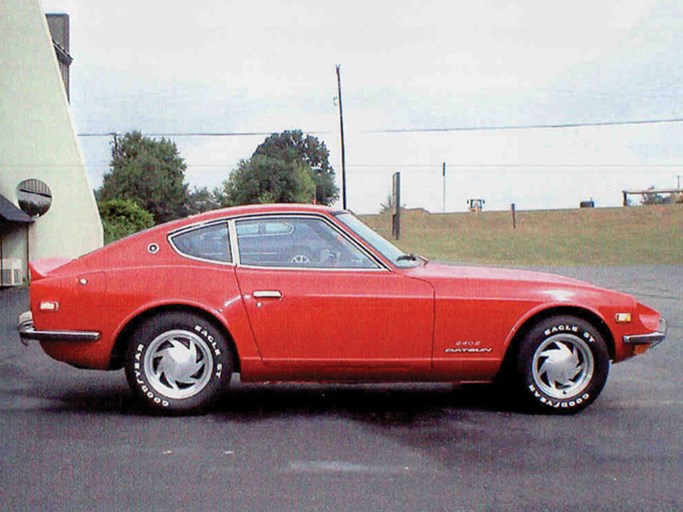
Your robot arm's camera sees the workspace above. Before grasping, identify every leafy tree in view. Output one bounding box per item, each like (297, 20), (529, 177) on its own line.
(98, 199), (155, 244)
(293, 165), (316, 203)
(186, 186), (228, 215)
(253, 130), (338, 205)
(222, 155), (316, 205)
(98, 131), (189, 223)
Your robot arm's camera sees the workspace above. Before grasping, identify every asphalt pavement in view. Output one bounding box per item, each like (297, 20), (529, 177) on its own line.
(1, 265), (681, 512)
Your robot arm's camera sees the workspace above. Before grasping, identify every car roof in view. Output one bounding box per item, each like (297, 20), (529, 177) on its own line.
(219, 203), (336, 216)
(165, 203), (340, 232)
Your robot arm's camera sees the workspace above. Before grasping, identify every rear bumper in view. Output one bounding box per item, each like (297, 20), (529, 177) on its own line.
(18, 311), (101, 346)
(623, 318), (667, 348)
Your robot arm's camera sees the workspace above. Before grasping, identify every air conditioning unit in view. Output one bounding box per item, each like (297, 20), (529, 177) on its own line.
(1, 259), (23, 286)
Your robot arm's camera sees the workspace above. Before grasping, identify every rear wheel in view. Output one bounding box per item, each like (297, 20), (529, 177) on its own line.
(516, 315), (609, 414)
(124, 312), (233, 413)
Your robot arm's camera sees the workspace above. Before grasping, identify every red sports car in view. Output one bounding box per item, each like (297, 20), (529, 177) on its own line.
(18, 204), (666, 413)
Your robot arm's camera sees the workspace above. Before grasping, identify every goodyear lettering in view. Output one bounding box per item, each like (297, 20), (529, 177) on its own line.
(529, 383), (590, 408)
(134, 344), (170, 407)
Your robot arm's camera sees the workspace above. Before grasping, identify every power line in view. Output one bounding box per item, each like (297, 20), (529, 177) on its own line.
(342, 163), (683, 169)
(365, 117), (683, 133)
(78, 132), (268, 138)
(77, 131), (330, 137)
(331, 167), (682, 175)
(76, 117), (683, 139)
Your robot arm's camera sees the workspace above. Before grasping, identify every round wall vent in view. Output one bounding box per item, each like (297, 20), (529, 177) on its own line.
(16, 179), (52, 218)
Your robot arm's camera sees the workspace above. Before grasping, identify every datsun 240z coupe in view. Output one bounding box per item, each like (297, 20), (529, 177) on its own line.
(19, 204), (667, 414)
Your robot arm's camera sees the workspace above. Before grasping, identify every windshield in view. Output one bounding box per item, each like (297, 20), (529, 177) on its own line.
(335, 212), (423, 268)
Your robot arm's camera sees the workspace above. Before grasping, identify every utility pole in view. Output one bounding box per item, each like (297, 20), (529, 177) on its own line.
(336, 65), (347, 210)
(442, 162), (446, 213)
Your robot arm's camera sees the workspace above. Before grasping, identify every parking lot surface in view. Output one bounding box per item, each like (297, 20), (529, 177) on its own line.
(1, 265), (681, 511)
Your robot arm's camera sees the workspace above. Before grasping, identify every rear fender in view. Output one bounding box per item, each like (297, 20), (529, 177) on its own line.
(29, 258), (71, 281)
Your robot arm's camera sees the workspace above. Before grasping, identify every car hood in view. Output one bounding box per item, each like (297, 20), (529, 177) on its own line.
(401, 262), (635, 307)
(404, 262), (590, 287)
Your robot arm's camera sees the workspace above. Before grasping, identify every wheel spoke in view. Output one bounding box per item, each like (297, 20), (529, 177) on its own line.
(162, 371), (179, 390)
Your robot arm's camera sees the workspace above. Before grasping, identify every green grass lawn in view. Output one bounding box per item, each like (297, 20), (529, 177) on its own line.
(360, 204), (683, 266)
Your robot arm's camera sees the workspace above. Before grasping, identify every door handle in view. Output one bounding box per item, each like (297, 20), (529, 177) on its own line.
(253, 290), (282, 299)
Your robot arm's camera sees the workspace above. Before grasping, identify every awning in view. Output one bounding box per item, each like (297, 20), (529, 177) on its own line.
(0, 193), (34, 224)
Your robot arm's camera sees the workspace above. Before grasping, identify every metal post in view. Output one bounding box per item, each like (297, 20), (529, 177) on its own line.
(392, 172), (401, 240)
(336, 65), (347, 210)
(442, 162), (446, 213)
(511, 203), (516, 229)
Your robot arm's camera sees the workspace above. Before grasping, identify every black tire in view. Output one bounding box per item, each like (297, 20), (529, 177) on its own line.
(515, 315), (609, 414)
(124, 312), (233, 413)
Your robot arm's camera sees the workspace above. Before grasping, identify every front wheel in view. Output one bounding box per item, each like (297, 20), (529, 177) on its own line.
(124, 312), (233, 413)
(515, 316), (609, 414)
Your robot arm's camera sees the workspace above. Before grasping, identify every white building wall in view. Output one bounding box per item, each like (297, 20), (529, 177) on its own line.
(1, 230), (28, 265)
(0, 0), (103, 269)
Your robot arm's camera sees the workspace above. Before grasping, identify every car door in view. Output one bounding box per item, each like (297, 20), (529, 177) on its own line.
(232, 214), (434, 371)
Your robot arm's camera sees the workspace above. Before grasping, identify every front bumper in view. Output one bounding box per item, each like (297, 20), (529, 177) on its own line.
(18, 311), (101, 347)
(623, 318), (667, 348)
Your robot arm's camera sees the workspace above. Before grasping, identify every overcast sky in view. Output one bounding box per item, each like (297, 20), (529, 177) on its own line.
(41, 0), (683, 213)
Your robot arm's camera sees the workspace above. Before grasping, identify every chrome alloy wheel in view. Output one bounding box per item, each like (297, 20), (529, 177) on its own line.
(143, 329), (214, 400)
(531, 334), (594, 399)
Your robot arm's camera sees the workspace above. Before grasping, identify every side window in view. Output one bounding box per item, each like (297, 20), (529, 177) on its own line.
(171, 223), (231, 263)
(236, 217), (378, 269)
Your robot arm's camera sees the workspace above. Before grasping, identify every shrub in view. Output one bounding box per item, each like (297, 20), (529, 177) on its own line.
(98, 199), (155, 244)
